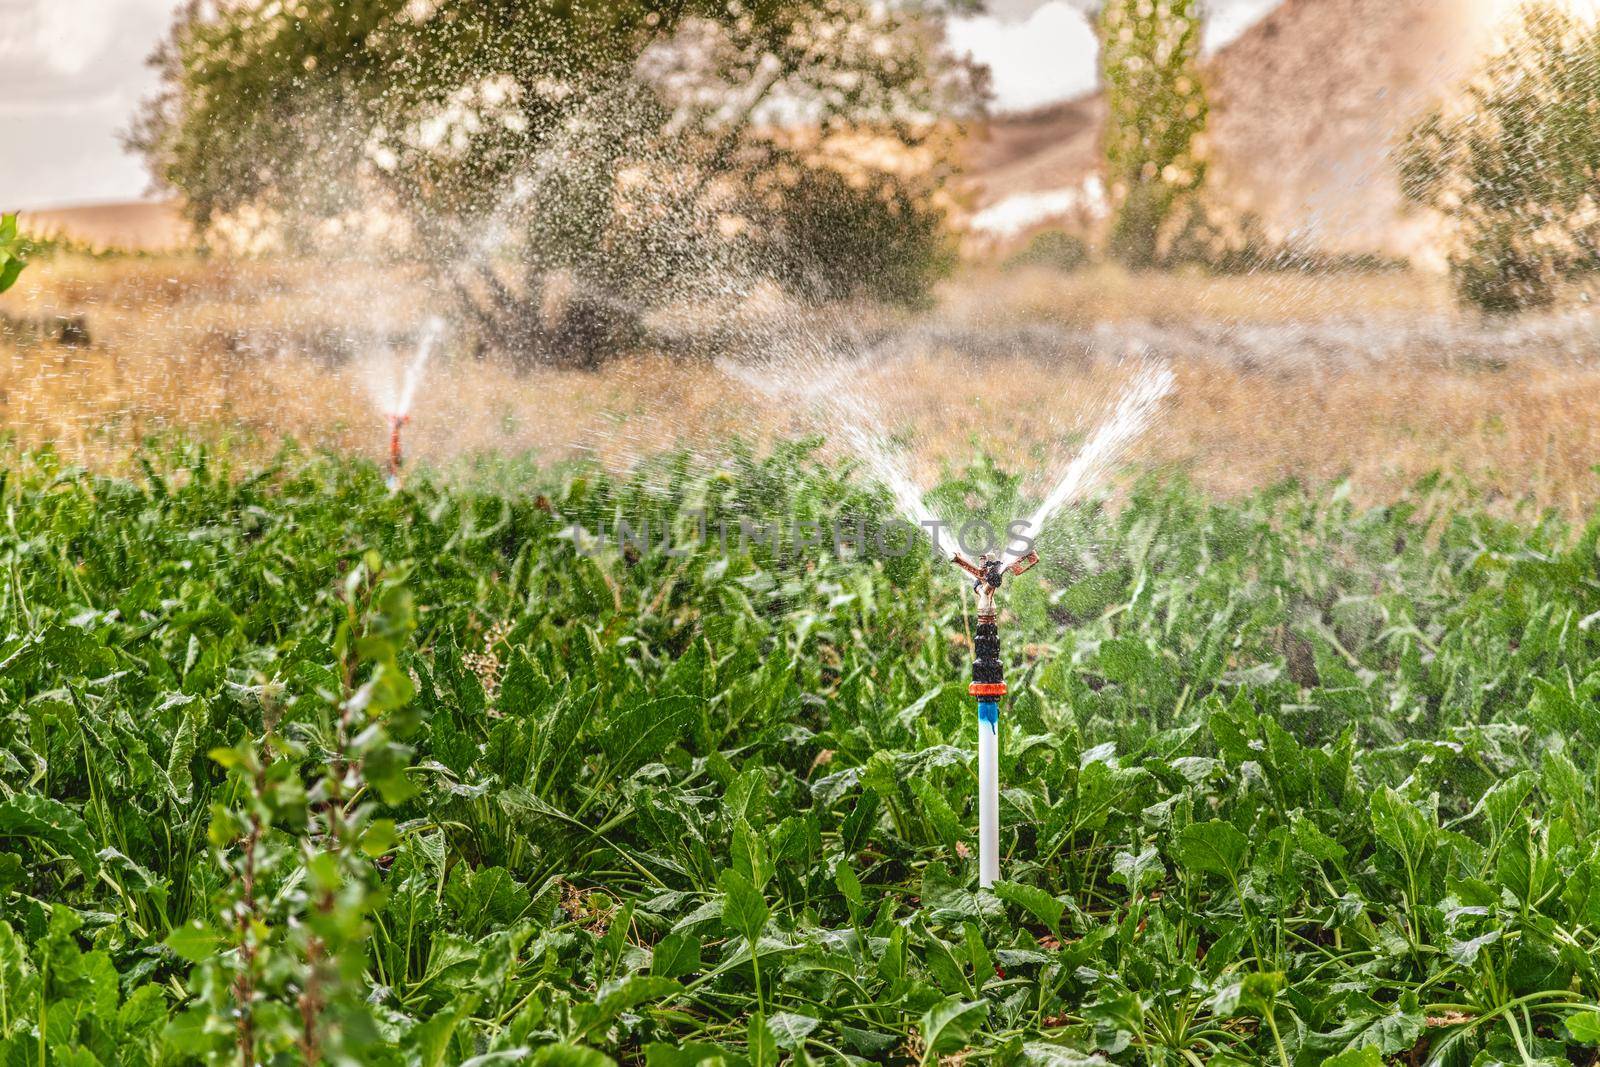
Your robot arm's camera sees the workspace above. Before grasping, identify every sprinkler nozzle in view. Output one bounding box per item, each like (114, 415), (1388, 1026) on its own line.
(953, 549), (1042, 622)
(951, 553), (987, 583)
(952, 551), (1041, 890)
(953, 550), (1040, 592)
(1007, 550), (1041, 578)
(951, 553), (1038, 891)
(386, 413), (410, 488)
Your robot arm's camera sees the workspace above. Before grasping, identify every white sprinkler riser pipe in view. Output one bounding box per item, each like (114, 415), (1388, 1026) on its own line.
(979, 710), (1000, 887)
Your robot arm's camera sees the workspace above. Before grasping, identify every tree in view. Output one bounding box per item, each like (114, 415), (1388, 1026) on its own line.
(131, 0), (986, 367)
(1399, 4), (1600, 313)
(1097, 0), (1208, 269)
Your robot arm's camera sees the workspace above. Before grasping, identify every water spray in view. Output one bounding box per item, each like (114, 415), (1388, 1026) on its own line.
(942, 366), (1170, 886)
(950, 549), (1040, 886)
(723, 347), (1171, 886)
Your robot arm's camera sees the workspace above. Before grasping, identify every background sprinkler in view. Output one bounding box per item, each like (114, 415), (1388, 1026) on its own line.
(378, 317), (445, 491)
(385, 413), (410, 490)
(952, 548), (1039, 886)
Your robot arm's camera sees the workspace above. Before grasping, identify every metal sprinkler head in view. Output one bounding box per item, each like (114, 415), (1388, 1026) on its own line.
(951, 549), (1040, 616)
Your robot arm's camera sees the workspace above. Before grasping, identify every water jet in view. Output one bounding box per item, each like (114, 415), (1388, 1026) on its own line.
(369, 317), (445, 491)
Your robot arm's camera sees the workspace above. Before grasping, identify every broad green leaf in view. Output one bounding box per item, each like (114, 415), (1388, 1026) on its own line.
(650, 932), (702, 979)
(765, 1012), (819, 1050)
(1447, 928), (1501, 966)
(834, 861), (864, 910)
(731, 818), (771, 889)
(1340, 1001), (1426, 1055)
(718, 869), (769, 945)
(1212, 972), (1285, 1017)
(499, 646), (552, 714)
(163, 921), (220, 964)
(1019, 1045), (1111, 1066)
(1085, 992), (1143, 1053)
(1110, 846), (1164, 892)
(0, 213), (23, 295)
(644, 1042), (748, 1067)
(601, 695), (697, 774)
(163, 696), (204, 805)
(992, 879), (1064, 937)
(1371, 786), (1437, 870)
(409, 995), (478, 1067)
(525, 1046), (617, 1067)
(748, 1012), (777, 1067)
(920, 996), (989, 1055)
(1568, 1011), (1600, 1043)
(0, 795), (101, 880)
(1174, 820), (1248, 882)
(964, 922), (994, 989)
(910, 777), (965, 849)
(591, 975), (679, 1027)
(160, 1006), (219, 1056)
(1290, 814), (1347, 865)
(1321, 1049), (1383, 1067)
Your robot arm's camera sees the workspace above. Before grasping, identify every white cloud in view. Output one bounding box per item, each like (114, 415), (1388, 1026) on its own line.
(948, 0), (1285, 112)
(1208, 0), (1284, 46)
(0, 0), (144, 76)
(0, 0), (174, 208)
(948, 1), (1099, 112)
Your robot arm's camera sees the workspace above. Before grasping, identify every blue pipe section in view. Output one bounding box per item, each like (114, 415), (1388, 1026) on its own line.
(977, 700), (998, 729)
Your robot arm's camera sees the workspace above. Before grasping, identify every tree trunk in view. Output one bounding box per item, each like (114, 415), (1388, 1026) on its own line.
(452, 267), (641, 371)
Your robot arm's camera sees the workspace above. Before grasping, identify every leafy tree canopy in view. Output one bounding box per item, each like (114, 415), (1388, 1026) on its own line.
(133, 0), (987, 364)
(1098, 0), (1208, 269)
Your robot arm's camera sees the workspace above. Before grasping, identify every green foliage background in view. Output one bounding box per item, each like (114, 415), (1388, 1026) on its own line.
(4, 443), (1600, 1062)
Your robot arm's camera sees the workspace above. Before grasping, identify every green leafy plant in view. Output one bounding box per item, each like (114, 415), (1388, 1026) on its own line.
(165, 553), (419, 1063)
(0, 213), (28, 293)
(1, 440), (1600, 1061)
(1003, 229), (1091, 274)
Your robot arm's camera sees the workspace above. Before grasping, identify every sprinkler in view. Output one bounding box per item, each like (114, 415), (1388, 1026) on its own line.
(385, 413), (410, 490)
(952, 548), (1040, 886)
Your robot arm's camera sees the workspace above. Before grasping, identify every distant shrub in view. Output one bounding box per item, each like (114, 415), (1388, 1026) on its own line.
(1400, 4), (1600, 312)
(1004, 229), (1091, 273)
(1161, 201), (1407, 275)
(10, 226), (137, 263)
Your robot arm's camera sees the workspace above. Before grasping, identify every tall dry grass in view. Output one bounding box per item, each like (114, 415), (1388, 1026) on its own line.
(4, 253), (1600, 516)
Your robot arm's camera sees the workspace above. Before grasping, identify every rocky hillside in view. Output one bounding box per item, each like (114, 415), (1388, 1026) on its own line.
(967, 0), (1511, 258)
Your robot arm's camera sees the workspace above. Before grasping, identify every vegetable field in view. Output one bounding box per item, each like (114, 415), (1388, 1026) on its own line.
(5, 443), (1600, 1065)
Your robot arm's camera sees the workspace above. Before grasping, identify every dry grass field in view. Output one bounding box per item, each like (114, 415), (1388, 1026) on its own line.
(5, 252), (1600, 517)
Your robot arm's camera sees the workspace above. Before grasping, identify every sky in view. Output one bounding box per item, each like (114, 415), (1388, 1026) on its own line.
(950, 0), (1281, 111)
(0, 0), (1283, 212)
